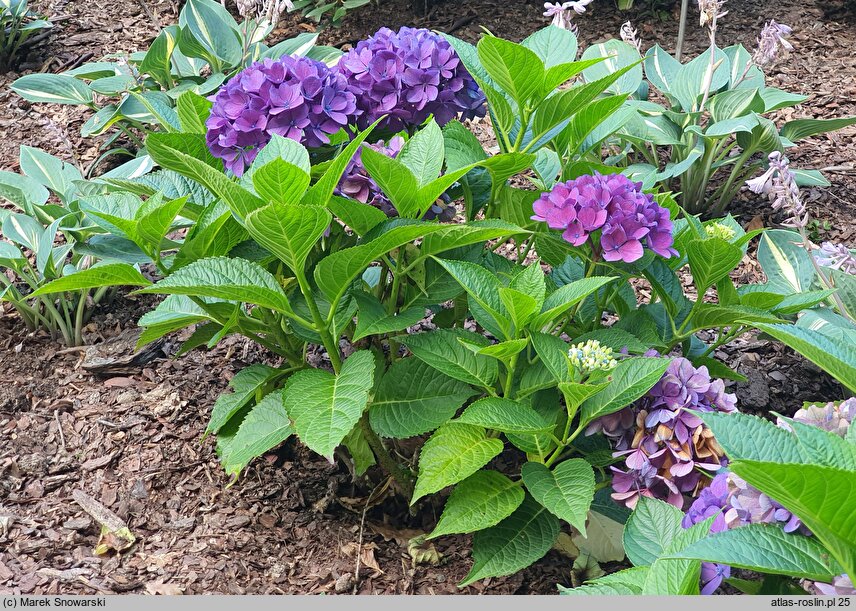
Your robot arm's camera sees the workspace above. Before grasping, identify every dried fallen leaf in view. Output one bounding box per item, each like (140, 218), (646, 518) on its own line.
(407, 535), (441, 566)
(71, 489), (135, 555)
(145, 580), (184, 595)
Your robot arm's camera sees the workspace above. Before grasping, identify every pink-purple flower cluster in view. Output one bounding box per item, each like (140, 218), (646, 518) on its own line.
(205, 55), (357, 175)
(587, 357), (737, 509)
(337, 27), (486, 132)
(531, 173), (676, 263)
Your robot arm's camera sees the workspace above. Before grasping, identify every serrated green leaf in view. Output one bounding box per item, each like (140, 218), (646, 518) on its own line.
(369, 357), (476, 439)
(412, 422), (504, 504)
(208, 364), (278, 434)
(579, 357), (671, 428)
(244, 203), (330, 274)
(352, 291), (424, 342)
(218, 389), (293, 477)
(622, 496), (685, 566)
(283, 351), (375, 460)
(136, 256), (293, 314)
(251, 159), (311, 206)
(29, 263), (151, 296)
(456, 397), (553, 434)
(667, 523), (843, 581)
(531, 276), (616, 329)
(460, 495), (559, 587)
(521, 459), (595, 535)
(400, 329), (499, 389)
(429, 470), (525, 538)
(686, 237), (743, 292)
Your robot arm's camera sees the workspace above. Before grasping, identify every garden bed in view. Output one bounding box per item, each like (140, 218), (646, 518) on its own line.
(1, 0), (855, 596)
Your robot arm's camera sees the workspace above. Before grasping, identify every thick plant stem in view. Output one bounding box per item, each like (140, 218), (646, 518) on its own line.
(295, 268), (342, 374)
(359, 414), (415, 498)
(676, 0), (689, 61)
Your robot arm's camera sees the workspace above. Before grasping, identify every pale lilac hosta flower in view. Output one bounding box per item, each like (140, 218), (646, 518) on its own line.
(531, 173), (676, 263)
(543, 0), (593, 33)
(236, 0), (294, 26)
(620, 21), (641, 53)
(206, 55), (357, 175)
(814, 242), (856, 275)
(746, 152), (808, 228)
(590, 357), (736, 508)
(752, 20), (793, 69)
(336, 27), (486, 132)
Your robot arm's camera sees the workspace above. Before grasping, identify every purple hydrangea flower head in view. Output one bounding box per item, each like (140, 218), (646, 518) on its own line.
(589, 357), (736, 508)
(336, 27), (486, 132)
(206, 55), (357, 176)
(787, 398), (855, 438)
(682, 472), (729, 533)
(531, 172), (677, 263)
(809, 575), (856, 597)
(725, 473), (805, 533)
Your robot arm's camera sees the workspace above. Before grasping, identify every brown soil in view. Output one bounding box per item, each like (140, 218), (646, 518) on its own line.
(1, 0), (855, 596)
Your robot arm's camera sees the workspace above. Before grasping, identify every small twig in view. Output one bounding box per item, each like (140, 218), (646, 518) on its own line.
(136, 0), (161, 29)
(352, 500), (369, 594)
(54, 409), (66, 450)
(821, 165), (856, 174)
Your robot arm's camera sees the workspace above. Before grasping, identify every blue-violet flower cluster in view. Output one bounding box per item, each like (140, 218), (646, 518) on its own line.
(337, 27), (486, 132)
(587, 357), (737, 509)
(206, 55), (357, 175)
(531, 173), (676, 263)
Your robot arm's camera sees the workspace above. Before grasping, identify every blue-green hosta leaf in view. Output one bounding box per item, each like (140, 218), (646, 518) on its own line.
(429, 470), (525, 539)
(520, 26), (578, 70)
(780, 116), (856, 142)
(0, 170), (50, 213)
(244, 203), (330, 274)
(283, 351), (376, 460)
(671, 46), (730, 111)
(707, 88), (764, 123)
(399, 328), (499, 389)
(757, 229), (815, 294)
(369, 357), (476, 439)
(622, 495), (685, 566)
(207, 364), (279, 434)
(180, 0), (242, 66)
(29, 263), (151, 296)
(11, 73), (93, 105)
(643, 44), (680, 94)
(218, 389), (293, 477)
(20, 145), (82, 201)
(412, 423), (504, 504)
(460, 495), (560, 587)
(579, 357), (671, 428)
(137, 256), (293, 314)
(760, 88), (809, 113)
(580, 39), (643, 96)
(667, 523), (843, 581)
(521, 459), (595, 535)
(455, 397), (553, 434)
(1, 212), (43, 253)
(351, 291), (424, 342)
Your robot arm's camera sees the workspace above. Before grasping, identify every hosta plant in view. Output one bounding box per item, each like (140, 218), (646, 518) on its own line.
(0, 0), (51, 71)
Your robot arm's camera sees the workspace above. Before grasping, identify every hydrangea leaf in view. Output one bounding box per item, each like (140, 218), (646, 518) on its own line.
(559, 566), (648, 595)
(521, 459), (595, 534)
(622, 496), (685, 567)
(456, 397), (553, 434)
(666, 523), (844, 581)
(397, 119), (445, 187)
(283, 350), (376, 460)
(245, 203), (330, 275)
(136, 256), (293, 314)
(399, 329), (499, 389)
(250, 159), (311, 207)
(412, 423), (504, 504)
(29, 263), (151, 297)
(207, 364), (279, 434)
(686, 237), (744, 292)
(531, 276), (616, 329)
(579, 357), (671, 428)
(429, 470), (524, 539)
(460, 495), (559, 587)
(218, 389), (293, 477)
(369, 357), (476, 439)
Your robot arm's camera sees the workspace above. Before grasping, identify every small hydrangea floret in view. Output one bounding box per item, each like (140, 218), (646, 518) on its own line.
(206, 55), (357, 175)
(568, 339), (617, 374)
(704, 222), (736, 241)
(336, 27), (486, 132)
(531, 173), (676, 263)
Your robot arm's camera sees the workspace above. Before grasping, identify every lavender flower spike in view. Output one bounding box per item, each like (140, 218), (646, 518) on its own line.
(620, 21), (641, 53)
(746, 152), (808, 228)
(753, 20), (793, 69)
(814, 243), (856, 275)
(543, 0), (593, 32)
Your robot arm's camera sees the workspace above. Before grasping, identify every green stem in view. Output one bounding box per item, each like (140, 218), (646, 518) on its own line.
(295, 268), (341, 374)
(359, 413), (415, 498)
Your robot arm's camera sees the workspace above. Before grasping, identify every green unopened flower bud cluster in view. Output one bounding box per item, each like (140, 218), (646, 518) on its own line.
(568, 340), (617, 374)
(704, 222), (736, 241)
